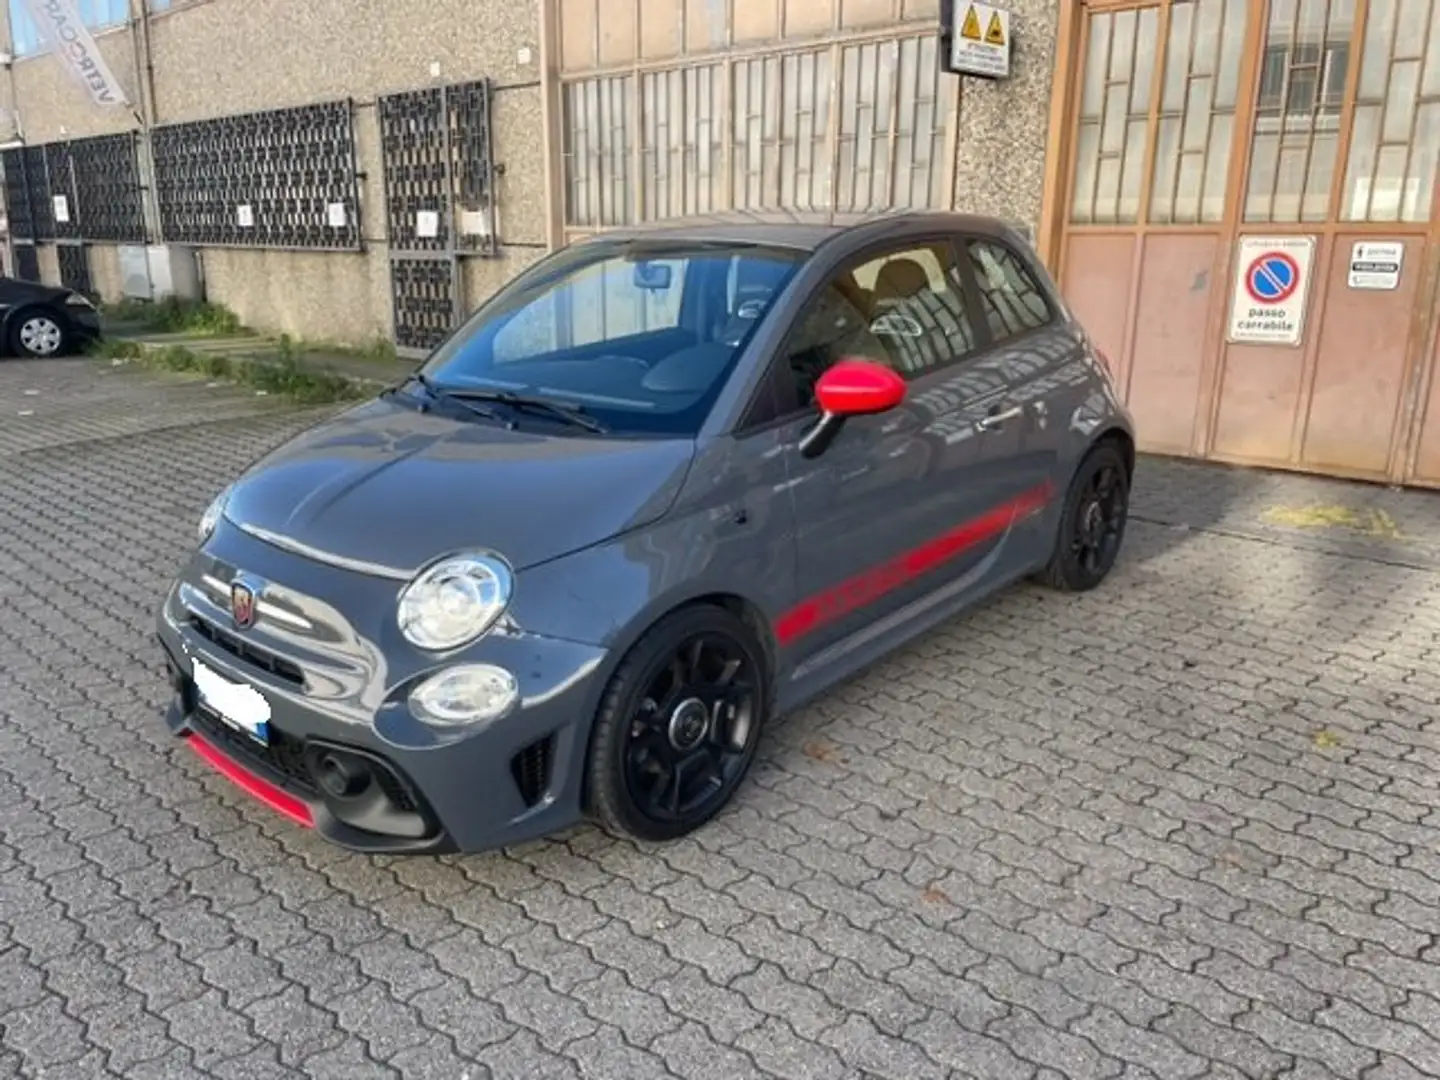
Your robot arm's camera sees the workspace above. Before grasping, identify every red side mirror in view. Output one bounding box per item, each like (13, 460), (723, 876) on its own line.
(814, 358), (906, 417)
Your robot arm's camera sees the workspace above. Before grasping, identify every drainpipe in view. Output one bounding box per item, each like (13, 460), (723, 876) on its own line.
(127, 0), (161, 243)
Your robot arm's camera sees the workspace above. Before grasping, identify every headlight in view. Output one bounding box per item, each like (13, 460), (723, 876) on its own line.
(409, 664), (519, 727)
(198, 486), (231, 542)
(65, 292), (95, 309)
(397, 552), (513, 651)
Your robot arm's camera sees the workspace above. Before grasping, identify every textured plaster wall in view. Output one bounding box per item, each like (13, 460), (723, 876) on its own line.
(951, 0), (1059, 238)
(9, 0), (1066, 339)
(136, 0), (547, 344)
(35, 241), (58, 286)
(1, 26), (142, 142)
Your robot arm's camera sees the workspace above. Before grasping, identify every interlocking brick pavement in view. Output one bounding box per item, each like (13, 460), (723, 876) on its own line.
(1, 358), (1438, 1079)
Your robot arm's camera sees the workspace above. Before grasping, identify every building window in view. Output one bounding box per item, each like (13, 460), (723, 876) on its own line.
(1342, 0), (1440, 222)
(1257, 42), (1350, 118)
(8, 0), (130, 57)
(1243, 1), (1355, 223)
(562, 34), (951, 231)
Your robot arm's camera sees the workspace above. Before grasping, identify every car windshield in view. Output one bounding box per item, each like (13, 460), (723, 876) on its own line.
(418, 238), (805, 435)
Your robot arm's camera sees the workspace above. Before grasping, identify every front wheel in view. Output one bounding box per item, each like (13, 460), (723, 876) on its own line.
(10, 309), (69, 359)
(1039, 441), (1130, 592)
(586, 605), (769, 843)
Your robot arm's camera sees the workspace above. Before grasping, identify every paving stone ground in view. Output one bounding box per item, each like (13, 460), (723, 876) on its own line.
(1, 358), (1438, 1080)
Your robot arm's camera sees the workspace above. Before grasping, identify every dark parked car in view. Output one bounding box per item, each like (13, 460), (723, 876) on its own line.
(0, 277), (102, 357)
(156, 211), (1136, 855)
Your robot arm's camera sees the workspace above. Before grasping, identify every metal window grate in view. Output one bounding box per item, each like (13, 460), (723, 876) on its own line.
(377, 79), (500, 256)
(151, 100), (362, 249)
(6, 134), (145, 243)
(13, 242), (40, 283)
(56, 244), (93, 297)
(2, 147), (35, 240)
(59, 133), (147, 242)
(390, 256), (458, 353)
(3, 146), (55, 241)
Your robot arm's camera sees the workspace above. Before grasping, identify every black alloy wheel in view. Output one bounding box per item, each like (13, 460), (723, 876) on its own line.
(1040, 441), (1130, 592)
(587, 605), (768, 842)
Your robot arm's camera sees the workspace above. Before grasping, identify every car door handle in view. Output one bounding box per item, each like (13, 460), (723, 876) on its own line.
(977, 405), (1023, 430)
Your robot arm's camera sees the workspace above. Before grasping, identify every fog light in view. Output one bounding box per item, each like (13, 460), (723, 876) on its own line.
(410, 664), (519, 728)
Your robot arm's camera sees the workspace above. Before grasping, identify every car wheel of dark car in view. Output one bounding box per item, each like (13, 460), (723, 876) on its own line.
(587, 604), (769, 843)
(1040, 440), (1130, 592)
(10, 307), (69, 358)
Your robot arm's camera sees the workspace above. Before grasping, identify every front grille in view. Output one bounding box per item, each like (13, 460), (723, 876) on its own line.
(511, 735), (555, 809)
(189, 614), (304, 686)
(371, 764), (419, 814)
(191, 706), (316, 795)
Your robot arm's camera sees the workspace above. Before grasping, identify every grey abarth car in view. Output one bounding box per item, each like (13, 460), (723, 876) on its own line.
(156, 211), (1135, 855)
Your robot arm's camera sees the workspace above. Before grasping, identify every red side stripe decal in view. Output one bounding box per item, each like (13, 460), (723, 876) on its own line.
(774, 480), (1055, 646)
(187, 734), (315, 828)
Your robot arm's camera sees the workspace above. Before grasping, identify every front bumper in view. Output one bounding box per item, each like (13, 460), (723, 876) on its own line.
(155, 533), (610, 855)
(67, 305), (102, 342)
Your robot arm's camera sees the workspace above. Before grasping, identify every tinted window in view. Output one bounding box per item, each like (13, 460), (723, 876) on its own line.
(783, 241), (977, 410)
(421, 239), (804, 435)
(965, 239), (1053, 341)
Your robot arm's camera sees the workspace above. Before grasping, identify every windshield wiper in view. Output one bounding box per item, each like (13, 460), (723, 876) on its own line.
(437, 388), (609, 434)
(406, 373), (508, 425)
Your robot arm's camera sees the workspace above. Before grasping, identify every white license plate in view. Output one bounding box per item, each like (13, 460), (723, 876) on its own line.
(193, 658), (272, 745)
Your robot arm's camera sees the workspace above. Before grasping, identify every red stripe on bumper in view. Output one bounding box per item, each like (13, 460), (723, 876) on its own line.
(775, 480), (1055, 646)
(187, 734), (314, 828)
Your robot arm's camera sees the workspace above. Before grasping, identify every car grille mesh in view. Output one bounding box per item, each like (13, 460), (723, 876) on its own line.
(511, 735), (555, 809)
(191, 707), (315, 794)
(188, 614), (305, 686)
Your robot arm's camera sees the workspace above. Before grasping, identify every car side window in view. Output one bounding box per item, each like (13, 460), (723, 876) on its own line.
(965, 239), (1053, 342)
(781, 241), (978, 411)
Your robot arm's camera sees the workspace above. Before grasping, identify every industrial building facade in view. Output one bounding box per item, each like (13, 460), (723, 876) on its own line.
(4, 0), (1440, 489)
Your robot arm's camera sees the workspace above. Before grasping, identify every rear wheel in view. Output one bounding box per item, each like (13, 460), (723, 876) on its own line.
(587, 605), (769, 843)
(10, 308), (69, 359)
(1039, 441), (1130, 592)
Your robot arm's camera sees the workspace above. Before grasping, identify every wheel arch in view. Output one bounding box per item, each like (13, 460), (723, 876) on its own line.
(576, 588), (779, 814)
(1092, 424), (1136, 483)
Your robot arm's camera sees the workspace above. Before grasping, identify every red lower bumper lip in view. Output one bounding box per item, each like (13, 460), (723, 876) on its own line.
(186, 733), (314, 828)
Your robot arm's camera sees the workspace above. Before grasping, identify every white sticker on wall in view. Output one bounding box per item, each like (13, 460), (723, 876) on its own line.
(52, 194), (70, 223)
(236, 203), (255, 228)
(327, 202), (348, 228)
(415, 209), (440, 238)
(459, 209), (490, 237)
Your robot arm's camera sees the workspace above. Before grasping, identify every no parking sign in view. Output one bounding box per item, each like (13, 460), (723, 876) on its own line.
(1227, 235), (1316, 347)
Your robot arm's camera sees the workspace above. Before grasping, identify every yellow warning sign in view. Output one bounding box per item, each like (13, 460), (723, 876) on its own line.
(985, 11), (1006, 46)
(960, 4), (982, 40)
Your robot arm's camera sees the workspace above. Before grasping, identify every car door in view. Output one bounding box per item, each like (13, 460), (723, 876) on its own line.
(951, 234), (1082, 567)
(758, 236), (1038, 664)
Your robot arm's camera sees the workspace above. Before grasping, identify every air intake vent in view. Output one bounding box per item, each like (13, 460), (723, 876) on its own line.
(510, 735), (555, 809)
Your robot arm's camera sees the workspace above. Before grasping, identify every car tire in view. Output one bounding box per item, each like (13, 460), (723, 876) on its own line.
(9, 308), (70, 359)
(1038, 440), (1130, 592)
(586, 604), (770, 844)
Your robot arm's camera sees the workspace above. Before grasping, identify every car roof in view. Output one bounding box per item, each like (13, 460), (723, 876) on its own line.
(582, 209), (1026, 253)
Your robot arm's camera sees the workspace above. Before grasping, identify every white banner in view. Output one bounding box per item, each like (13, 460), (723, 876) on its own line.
(19, 0), (130, 108)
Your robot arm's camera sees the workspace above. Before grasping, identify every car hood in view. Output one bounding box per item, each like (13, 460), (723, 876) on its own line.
(224, 397), (696, 576)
